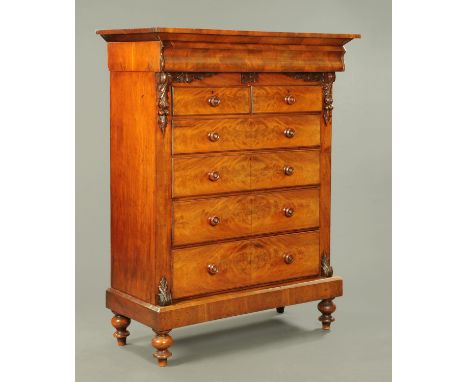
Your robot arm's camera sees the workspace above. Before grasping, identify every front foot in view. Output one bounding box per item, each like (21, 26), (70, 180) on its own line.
(152, 330), (173, 367)
(111, 313), (131, 346)
(317, 298), (336, 330)
(276, 306), (285, 314)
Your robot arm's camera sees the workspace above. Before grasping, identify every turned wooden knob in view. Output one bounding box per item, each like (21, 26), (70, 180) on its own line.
(209, 216), (221, 226)
(208, 171), (220, 181)
(208, 132), (220, 142)
(283, 254), (294, 264)
(284, 128), (296, 138)
(208, 95), (221, 107)
(207, 264), (219, 275)
(283, 165), (294, 176)
(284, 95), (296, 105)
(283, 207), (294, 217)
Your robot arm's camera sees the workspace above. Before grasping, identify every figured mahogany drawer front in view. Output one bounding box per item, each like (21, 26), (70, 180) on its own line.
(252, 86), (322, 113)
(172, 115), (321, 154)
(172, 188), (319, 245)
(172, 87), (250, 115)
(172, 231), (320, 299)
(173, 150), (319, 197)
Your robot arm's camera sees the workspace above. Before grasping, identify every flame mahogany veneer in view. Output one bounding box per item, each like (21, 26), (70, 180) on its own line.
(98, 27), (359, 367)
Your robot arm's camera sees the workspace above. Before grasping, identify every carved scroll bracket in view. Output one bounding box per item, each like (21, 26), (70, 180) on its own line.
(284, 72), (336, 124)
(158, 277), (172, 306)
(320, 252), (334, 278)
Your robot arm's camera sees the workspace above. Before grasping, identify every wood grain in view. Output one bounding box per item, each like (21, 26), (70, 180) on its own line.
(251, 150), (320, 190)
(251, 188), (320, 235)
(172, 87), (250, 115)
(253, 86), (322, 113)
(173, 194), (252, 245)
(172, 231), (320, 299)
(172, 154), (250, 197)
(110, 71), (157, 303)
(173, 188), (319, 245)
(107, 41), (160, 71)
(172, 115), (321, 154)
(106, 276), (343, 331)
(173, 150), (319, 197)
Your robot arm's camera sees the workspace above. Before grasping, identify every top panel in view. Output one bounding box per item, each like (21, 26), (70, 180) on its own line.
(96, 27), (360, 45)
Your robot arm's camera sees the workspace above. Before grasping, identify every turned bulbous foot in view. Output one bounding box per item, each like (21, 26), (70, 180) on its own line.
(111, 313), (131, 346)
(276, 306), (285, 314)
(317, 298), (336, 330)
(152, 330), (173, 367)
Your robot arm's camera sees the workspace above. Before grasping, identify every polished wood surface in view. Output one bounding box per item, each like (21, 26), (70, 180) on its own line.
(172, 231), (320, 299)
(253, 86), (322, 113)
(172, 115), (321, 154)
(107, 41), (161, 71)
(99, 26), (359, 366)
(110, 71), (158, 303)
(107, 276), (343, 331)
(111, 313), (131, 346)
(172, 150), (319, 197)
(172, 188), (319, 246)
(173, 87), (250, 115)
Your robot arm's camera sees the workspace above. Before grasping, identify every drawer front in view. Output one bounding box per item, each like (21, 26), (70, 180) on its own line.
(173, 155), (250, 197)
(172, 115), (321, 154)
(172, 240), (252, 298)
(173, 150), (319, 197)
(253, 85), (322, 113)
(173, 194), (252, 245)
(251, 150), (320, 190)
(250, 231), (320, 284)
(173, 87), (250, 115)
(172, 231), (320, 299)
(251, 188), (319, 235)
(172, 189), (319, 245)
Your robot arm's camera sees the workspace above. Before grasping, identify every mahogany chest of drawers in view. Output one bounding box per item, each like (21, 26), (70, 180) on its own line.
(97, 27), (359, 367)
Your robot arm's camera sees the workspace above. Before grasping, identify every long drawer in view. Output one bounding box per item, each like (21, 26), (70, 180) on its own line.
(172, 231), (320, 299)
(172, 188), (319, 245)
(172, 115), (321, 154)
(173, 150), (320, 197)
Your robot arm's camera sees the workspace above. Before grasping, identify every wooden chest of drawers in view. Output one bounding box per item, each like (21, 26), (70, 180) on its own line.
(97, 27), (359, 367)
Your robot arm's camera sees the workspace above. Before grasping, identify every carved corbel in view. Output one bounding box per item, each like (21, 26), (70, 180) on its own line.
(157, 276), (172, 306)
(320, 252), (334, 277)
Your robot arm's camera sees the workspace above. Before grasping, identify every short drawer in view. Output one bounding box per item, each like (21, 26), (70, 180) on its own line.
(172, 231), (320, 299)
(172, 188), (319, 245)
(172, 150), (319, 197)
(173, 87), (250, 115)
(253, 85), (322, 113)
(172, 115), (321, 154)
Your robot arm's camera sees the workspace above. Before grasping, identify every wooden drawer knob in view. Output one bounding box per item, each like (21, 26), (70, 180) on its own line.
(283, 207), (294, 217)
(209, 216), (221, 226)
(283, 254), (294, 264)
(208, 171), (220, 182)
(283, 165), (294, 176)
(284, 95), (296, 105)
(208, 95), (221, 107)
(284, 128), (296, 138)
(208, 132), (220, 142)
(207, 264), (219, 275)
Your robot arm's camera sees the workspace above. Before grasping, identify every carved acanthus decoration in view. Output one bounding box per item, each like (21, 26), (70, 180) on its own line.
(284, 72), (336, 125)
(241, 72), (259, 83)
(172, 72), (216, 83)
(158, 277), (172, 306)
(321, 72), (335, 125)
(320, 252), (333, 278)
(157, 42), (171, 135)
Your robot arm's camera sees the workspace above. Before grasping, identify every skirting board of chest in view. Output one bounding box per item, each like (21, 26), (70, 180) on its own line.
(97, 27), (360, 367)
